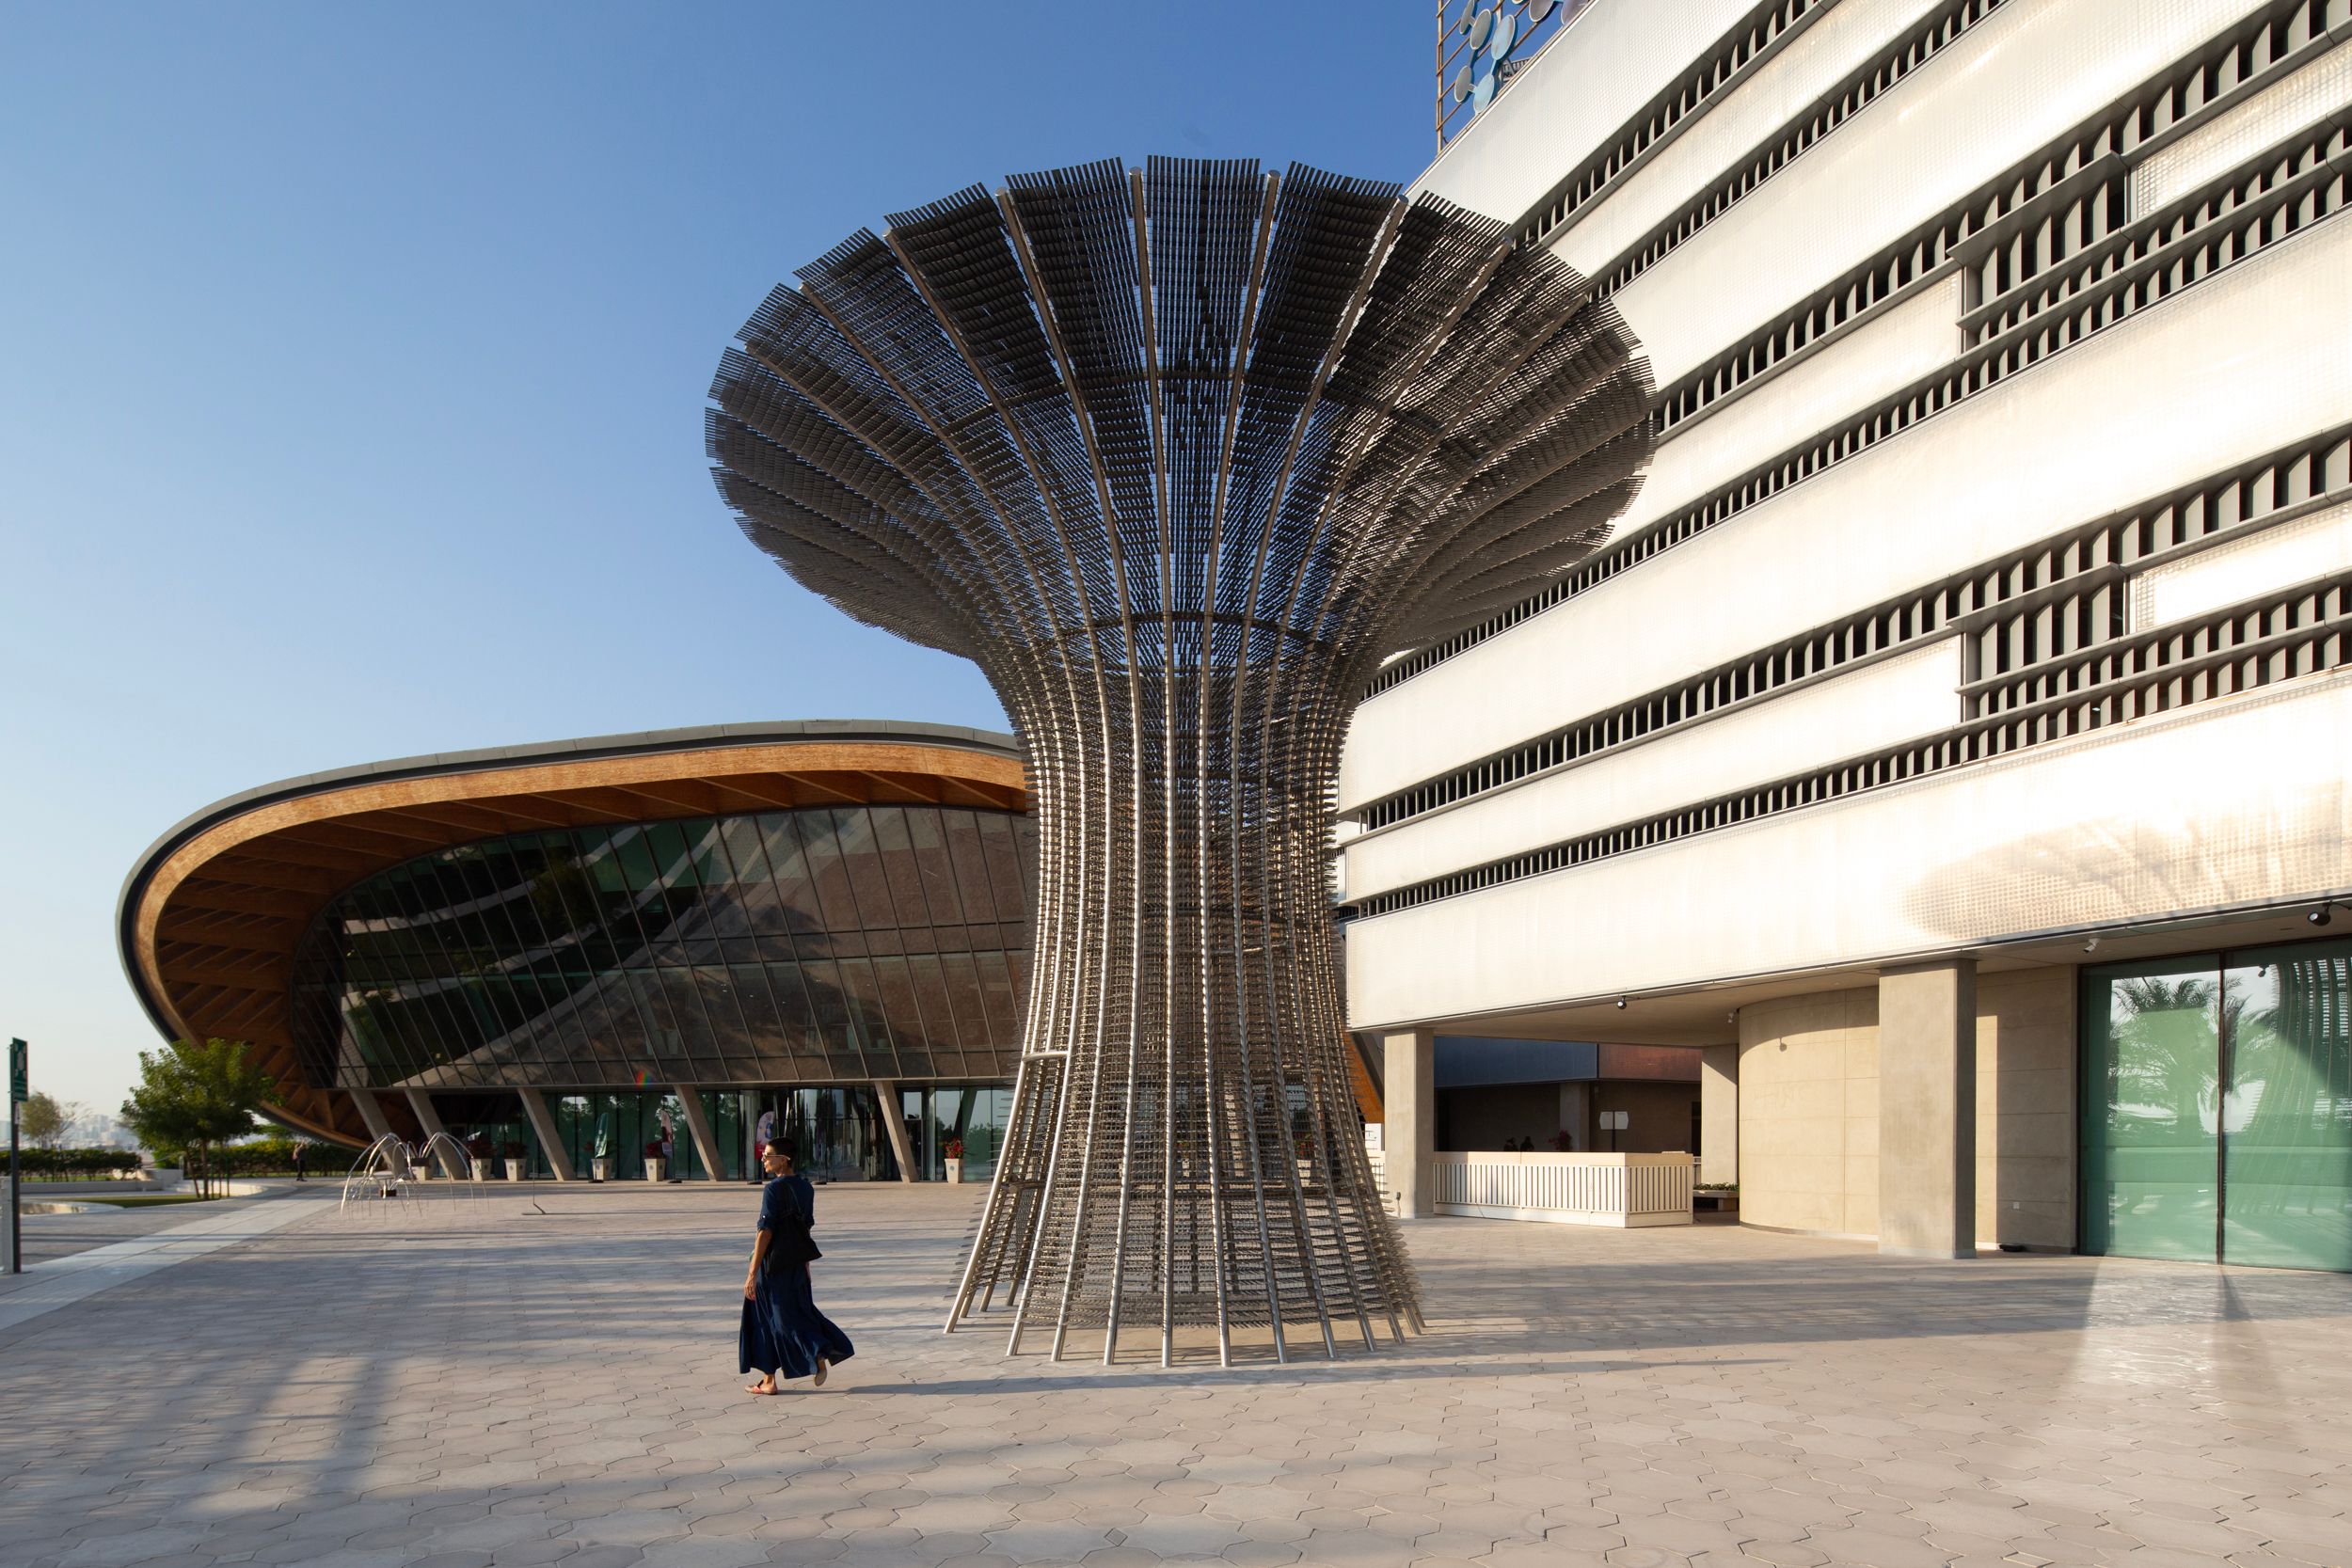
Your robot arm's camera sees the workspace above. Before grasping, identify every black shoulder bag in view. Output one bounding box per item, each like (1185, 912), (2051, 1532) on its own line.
(766, 1180), (823, 1271)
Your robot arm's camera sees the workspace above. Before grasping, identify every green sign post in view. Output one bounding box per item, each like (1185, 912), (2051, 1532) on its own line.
(8, 1038), (24, 1275)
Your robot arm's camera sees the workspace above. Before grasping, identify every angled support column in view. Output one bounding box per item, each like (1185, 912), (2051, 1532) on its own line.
(1878, 959), (1978, 1258)
(675, 1088), (727, 1182)
(347, 1089), (396, 1146)
(517, 1088), (578, 1181)
(873, 1081), (918, 1183)
(402, 1089), (466, 1179)
(1381, 1030), (1437, 1219)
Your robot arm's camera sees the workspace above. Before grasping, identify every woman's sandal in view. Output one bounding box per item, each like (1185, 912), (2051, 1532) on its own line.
(812, 1360), (829, 1387)
(745, 1380), (778, 1396)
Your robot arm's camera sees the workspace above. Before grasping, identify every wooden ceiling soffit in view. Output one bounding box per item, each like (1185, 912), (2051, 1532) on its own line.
(160, 958), (279, 993)
(272, 816), (453, 854)
(777, 770), (865, 804)
(201, 853), (358, 890)
(451, 793), (588, 830)
(154, 910), (295, 946)
(584, 779), (729, 816)
(359, 800), (541, 838)
(214, 836), (380, 870)
(860, 769), (943, 802)
(172, 883), (320, 919)
(703, 773), (803, 810)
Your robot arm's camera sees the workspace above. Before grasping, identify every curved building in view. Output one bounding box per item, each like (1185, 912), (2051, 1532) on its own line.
(120, 721), (1033, 1182)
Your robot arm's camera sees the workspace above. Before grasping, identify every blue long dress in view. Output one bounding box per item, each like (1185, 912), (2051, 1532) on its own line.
(739, 1173), (855, 1380)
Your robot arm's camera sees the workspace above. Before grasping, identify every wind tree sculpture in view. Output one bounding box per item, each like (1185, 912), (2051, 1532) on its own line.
(707, 158), (1651, 1366)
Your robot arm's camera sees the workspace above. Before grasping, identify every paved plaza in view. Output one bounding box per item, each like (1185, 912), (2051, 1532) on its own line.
(0, 1183), (2347, 1568)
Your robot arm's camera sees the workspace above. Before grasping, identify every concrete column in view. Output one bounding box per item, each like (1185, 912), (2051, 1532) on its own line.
(1700, 1043), (1740, 1187)
(1380, 1030), (1436, 1218)
(1556, 1082), (1592, 1152)
(675, 1088), (727, 1181)
(401, 1089), (466, 1179)
(517, 1088), (578, 1181)
(873, 1080), (918, 1182)
(347, 1089), (396, 1146)
(1878, 959), (1978, 1258)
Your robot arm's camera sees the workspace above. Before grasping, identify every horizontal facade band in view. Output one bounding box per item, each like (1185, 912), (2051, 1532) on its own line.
(1343, 638), (1962, 903)
(1346, 570), (2352, 922)
(1351, 434), (2350, 838)
(1345, 669), (2352, 1029)
(1342, 209), (2352, 810)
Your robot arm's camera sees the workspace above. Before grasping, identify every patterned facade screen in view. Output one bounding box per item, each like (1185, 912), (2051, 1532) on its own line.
(288, 806), (1035, 1092)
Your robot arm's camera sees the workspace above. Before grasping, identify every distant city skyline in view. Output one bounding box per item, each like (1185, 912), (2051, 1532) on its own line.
(0, 3), (1434, 1117)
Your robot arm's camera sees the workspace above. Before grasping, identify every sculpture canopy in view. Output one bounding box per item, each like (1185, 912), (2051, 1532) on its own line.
(707, 156), (1651, 683)
(707, 157), (1652, 1367)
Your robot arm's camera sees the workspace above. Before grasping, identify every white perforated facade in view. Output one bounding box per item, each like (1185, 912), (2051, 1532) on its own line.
(1359, 0), (2352, 1263)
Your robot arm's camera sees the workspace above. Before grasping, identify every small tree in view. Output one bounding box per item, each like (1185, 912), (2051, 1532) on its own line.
(19, 1091), (78, 1150)
(118, 1038), (278, 1197)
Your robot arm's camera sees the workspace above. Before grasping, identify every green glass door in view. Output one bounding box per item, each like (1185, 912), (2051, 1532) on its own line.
(2221, 942), (2352, 1271)
(2082, 957), (2221, 1262)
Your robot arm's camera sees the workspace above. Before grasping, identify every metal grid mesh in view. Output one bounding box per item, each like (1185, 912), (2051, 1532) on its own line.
(707, 158), (1653, 1366)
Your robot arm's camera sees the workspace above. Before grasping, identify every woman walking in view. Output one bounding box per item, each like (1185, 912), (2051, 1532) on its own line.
(740, 1139), (854, 1395)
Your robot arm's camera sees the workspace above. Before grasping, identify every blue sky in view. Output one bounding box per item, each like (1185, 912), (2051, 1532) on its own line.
(0, 4), (1437, 1117)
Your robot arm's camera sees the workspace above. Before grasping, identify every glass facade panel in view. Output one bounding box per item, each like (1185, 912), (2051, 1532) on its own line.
(921, 1085), (1012, 1180)
(2082, 956), (2221, 1263)
(2085, 938), (2352, 1272)
(289, 806), (1030, 1095)
(762, 1085), (898, 1181)
(2222, 942), (2352, 1271)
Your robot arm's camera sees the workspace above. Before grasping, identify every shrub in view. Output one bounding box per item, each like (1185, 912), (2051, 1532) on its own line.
(13, 1147), (143, 1180)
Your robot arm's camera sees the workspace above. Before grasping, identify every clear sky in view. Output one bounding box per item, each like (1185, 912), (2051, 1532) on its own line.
(0, 4), (1438, 1121)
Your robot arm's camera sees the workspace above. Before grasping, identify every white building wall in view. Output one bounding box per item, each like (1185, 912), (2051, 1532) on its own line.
(1344, 0), (2352, 1031)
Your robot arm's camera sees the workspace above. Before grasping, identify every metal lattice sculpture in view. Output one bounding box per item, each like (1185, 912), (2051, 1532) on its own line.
(707, 158), (1651, 1365)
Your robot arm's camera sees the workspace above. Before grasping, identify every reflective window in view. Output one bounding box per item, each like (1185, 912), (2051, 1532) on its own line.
(2082, 957), (2220, 1262)
(2084, 939), (2352, 1271)
(290, 806), (1031, 1094)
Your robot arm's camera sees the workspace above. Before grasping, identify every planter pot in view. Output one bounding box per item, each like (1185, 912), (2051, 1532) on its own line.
(591, 1158), (612, 1182)
(944, 1159), (963, 1185)
(504, 1160), (524, 1181)
(644, 1158), (666, 1183)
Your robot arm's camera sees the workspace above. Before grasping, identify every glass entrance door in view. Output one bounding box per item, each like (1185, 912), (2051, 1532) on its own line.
(2220, 944), (2352, 1271)
(2083, 956), (2221, 1262)
(2084, 939), (2352, 1270)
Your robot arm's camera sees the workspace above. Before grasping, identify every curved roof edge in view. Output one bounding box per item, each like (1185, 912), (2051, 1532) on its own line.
(117, 719), (1025, 1143)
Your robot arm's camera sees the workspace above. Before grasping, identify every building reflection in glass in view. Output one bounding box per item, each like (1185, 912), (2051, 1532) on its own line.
(288, 805), (1036, 1095)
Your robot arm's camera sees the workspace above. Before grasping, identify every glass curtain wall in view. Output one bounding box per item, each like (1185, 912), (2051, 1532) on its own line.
(750, 1086), (898, 1181)
(287, 806), (1035, 1093)
(2084, 938), (2352, 1271)
(545, 1090), (748, 1180)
